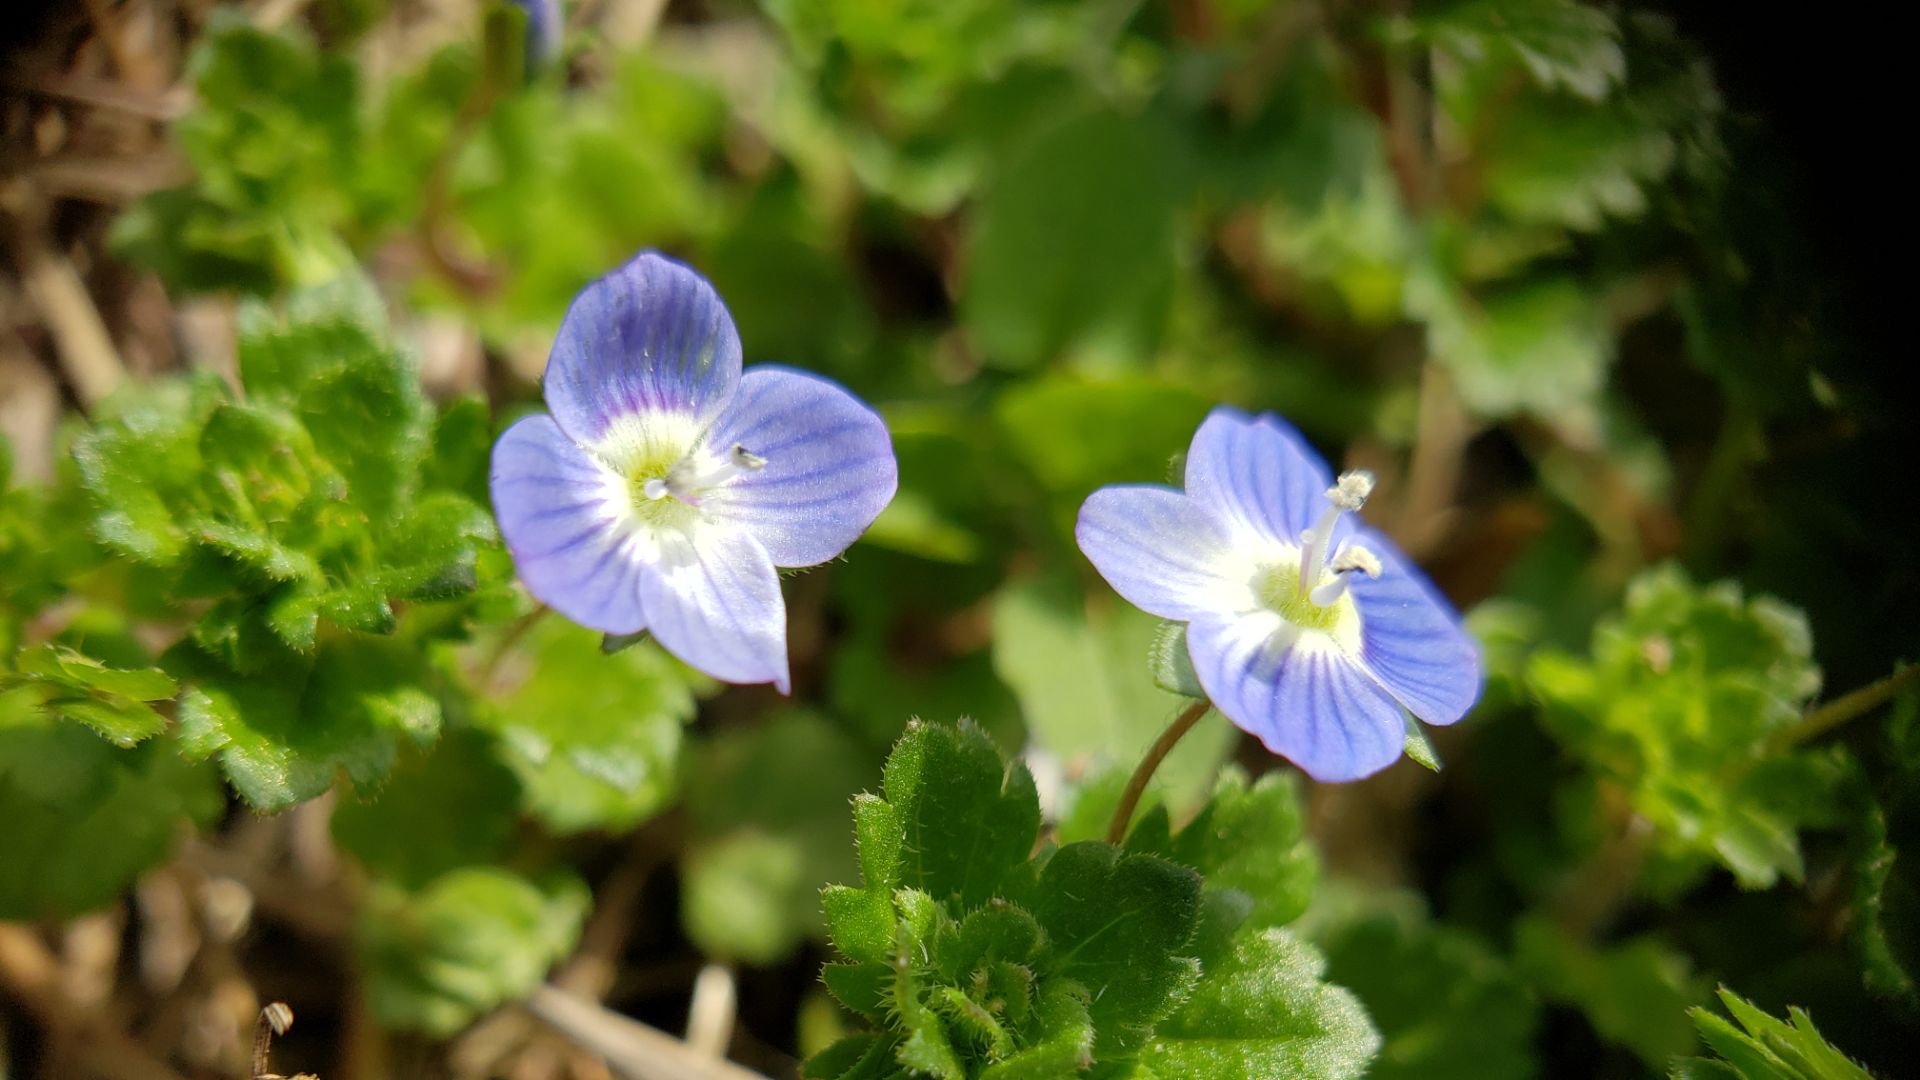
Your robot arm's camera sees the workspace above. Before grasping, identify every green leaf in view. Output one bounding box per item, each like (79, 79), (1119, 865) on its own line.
(171, 634), (441, 812)
(0, 714), (221, 919)
(978, 980), (1095, 1080)
(237, 299), (432, 526)
(422, 395), (496, 506)
(1313, 895), (1538, 1080)
(1671, 989), (1873, 1080)
(1131, 767), (1319, 933)
(359, 866), (589, 1036)
(479, 617), (696, 833)
(1407, 271), (1612, 424)
(331, 729), (522, 888)
(992, 577), (1234, 810)
(682, 712), (876, 964)
(4, 644), (177, 747)
(1140, 928), (1380, 1080)
(1529, 564), (1838, 889)
(73, 375), (226, 566)
(1480, 94), (1676, 232)
(822, 793), (906, 965)
(963, 108), (1185, 369)
(1514, 915), (1707, 1068)
(995, 375), (1212, 512)
(1148, 621), (1205, 700)
(1025, 841), (1202, 1055)
(882, 718), (1041, 910)
(1411, 0), (1625, 102)
(1403, 715), (1443, 772)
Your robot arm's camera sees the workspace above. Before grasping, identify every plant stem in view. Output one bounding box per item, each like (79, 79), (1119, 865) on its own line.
(477, 602), (549, 690)
(1772, 663), (1920, 752)
(1105, 700), (1212, 846)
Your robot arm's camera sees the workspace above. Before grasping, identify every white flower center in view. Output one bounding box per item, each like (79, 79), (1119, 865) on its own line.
(590, 413), (767, 534)
(641, 444), (766, 505)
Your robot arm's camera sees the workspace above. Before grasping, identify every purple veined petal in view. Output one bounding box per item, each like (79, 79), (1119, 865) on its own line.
(701, 365), (899, 568)
(1184, 406), (1337, 547)
(1187, 612), (1406, 782)
(490, 416), (648, 634)
(1076, 485), (1240, 622)
(1344, 527), (1482, 726)
(543, 251), (743, 447)
(639, 525), (790, 693)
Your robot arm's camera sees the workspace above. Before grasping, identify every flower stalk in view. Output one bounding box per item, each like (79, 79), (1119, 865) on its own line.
(1106, 699), (1213, 845)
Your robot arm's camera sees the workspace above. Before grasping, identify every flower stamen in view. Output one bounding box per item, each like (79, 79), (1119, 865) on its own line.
(1308, 545), (1382, 606)
(1298, 470), (1374, 592)
(642, 443), (767, 506)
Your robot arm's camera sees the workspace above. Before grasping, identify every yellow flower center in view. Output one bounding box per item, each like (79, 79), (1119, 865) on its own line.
(1256, 561), (1347, 633)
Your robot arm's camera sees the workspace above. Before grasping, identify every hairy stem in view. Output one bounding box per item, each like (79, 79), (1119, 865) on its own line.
(1772, 663), (1920, 752)
(1106, 700), (1212, 846)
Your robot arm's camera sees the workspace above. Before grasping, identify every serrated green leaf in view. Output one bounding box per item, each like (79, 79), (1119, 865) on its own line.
(805, 1032), (902, 1080)
(378, 491), (496, 600)
(1133, 767), (1319, 933)
(822, 962), (894, 1023)
(1026, 841), (1202, 1055)
(170, 633), (440, 812)
(359, 866), (589, 1036)
(73, 376), (226, 566)
(1529, 564), (1838, 889)
(1140, 928), (1380, 1080)
(823, 791), (906, 964)
(1413, 0), (1624, 102)
(1315, 897), (1538, 1080)
(978, 979), (1094, 1080)
(4, 644), (179, 747)
(1670, 989), (1872, 1080)
(882, 719), (1040, 910)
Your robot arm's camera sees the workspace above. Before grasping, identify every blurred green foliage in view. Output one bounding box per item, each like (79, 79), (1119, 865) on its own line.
(1, 0), (1914, 1072)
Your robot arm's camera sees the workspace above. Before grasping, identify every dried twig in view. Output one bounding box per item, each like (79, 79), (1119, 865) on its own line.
(526, 985), (770, 1080)
(253, 1001), (320, 1080)
(684, 963), (738, 1061)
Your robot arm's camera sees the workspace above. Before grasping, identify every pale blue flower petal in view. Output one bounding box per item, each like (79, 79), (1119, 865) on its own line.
(1187, 613), (1406, 782)
(640, 526), (790, 693)
(490, 415), (646, 634)
(702, 366), (899, 568)
(543, 251), (742, 446)
(1184, 406), (1338, 548)
(1346, 528), (1482, 725)
(1076, 485), (1236, 621)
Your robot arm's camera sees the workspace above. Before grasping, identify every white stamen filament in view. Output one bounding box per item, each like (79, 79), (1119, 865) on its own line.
(643, 443), (767, 504)
(1308, 544), (1382, 606)
(1298, 470), (1375, 593)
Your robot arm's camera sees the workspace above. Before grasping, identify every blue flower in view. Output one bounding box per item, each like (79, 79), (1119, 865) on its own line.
(490, 251), (898, 692)
(1075, 407), (1481, 782)
(506, 0), (562, 71)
